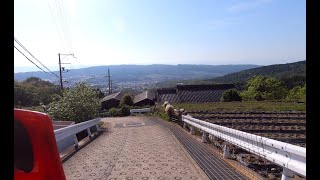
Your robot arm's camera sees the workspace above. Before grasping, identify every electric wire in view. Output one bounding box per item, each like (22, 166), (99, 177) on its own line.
(14, 46), (59, 80)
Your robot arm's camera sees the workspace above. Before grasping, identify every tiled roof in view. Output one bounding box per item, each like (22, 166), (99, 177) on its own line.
(156, 84), (235, 104)
(158, 93), (180, 104)
(176, 84), (235, 91)
(134, 91), (156, 104)
(157, 88), (177, 94)
(178, 89), (226, 103)
(101, 91), (125, 102)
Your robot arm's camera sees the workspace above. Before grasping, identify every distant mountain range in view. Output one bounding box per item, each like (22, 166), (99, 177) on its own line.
(206, 60), (306, 84)
(153, 61), (306, 89)
(14, 64), (260, 87)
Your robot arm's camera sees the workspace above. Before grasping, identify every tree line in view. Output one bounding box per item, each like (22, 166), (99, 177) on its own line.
(14, 77), (105, 107)
(221, 75), (306, 102)
(14, 77), (61, 107)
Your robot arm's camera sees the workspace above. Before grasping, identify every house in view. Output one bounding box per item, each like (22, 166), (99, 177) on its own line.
(101, 91), (125, 110)
(134, 91), (156, 107)
(156, 84), (236, 104)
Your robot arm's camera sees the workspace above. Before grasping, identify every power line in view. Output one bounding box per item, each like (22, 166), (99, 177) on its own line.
(54, 0), (73, 52)
(14, 46), (59, 80)
(48, 0), (77, 65)
(59, 0), (73, 52)
(14, 37), (60, 79)
(47, 0), (67, 52)
(54, 0), (69, 50)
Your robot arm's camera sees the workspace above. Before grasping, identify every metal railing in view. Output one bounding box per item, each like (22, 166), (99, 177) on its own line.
(130, 108), (151, 114)
(182, 115), (306, 179)
(54, 118), (101, 150)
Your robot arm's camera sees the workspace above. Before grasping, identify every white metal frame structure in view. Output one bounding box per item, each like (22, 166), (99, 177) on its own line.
(182, 115), (306, 180)
(54, 118), (101, 150)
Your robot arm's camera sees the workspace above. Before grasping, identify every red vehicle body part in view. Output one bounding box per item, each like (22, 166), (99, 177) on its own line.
(14, 109), (66, 180)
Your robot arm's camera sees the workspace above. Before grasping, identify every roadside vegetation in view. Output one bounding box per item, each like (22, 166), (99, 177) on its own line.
(47, 82), (101, 123)
(221, 89), (242, 102)
(152, 105), (171, 121)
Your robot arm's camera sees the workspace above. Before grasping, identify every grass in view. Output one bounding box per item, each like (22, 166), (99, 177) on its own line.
(152, 105), (171, 121)
(98, 121), (105, 128)
(172, 101), (306, 112)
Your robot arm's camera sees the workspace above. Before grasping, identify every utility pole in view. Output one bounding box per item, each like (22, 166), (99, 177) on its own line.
(108, 69), (111, 95)
(58, 53), (76, 91)
(58, 53), (63, 90)
(105, 68), (111, 95)
(110, 80), (113, 94)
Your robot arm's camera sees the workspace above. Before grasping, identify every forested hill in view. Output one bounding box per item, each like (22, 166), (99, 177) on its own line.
(205, 61), (306, 89)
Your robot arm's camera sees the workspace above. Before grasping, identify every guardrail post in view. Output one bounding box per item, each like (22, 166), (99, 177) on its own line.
(190, 126), (195, 135)
(281, 168), (294, 180)
(87, 128), (93, 139)
(223, 143), (230, 159)
(183, 122), (187, 129)
(202, 132), (208, 143)
(96, 124), (101, 131)
(73, 134), (79, 149)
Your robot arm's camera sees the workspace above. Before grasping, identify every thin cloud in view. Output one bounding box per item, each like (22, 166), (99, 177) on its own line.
(228, 0), (272, 13)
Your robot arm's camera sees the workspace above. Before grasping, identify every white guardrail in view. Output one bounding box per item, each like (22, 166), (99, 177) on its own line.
(182, 115), (306, 178)
(130, 108), (151, 114)
(54, 118), (101, 149)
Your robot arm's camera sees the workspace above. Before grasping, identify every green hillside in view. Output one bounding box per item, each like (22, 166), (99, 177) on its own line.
(205, 61), (306, 89)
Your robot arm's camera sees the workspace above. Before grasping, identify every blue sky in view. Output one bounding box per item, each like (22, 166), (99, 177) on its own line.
(14, 0), (306, 72)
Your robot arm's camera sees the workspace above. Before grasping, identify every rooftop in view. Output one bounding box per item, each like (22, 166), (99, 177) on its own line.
(133, 91), (156, 104)
(101, 91), (125, 102)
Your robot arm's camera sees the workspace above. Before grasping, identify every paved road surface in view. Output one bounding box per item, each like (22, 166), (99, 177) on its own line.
(63, 116), (209, 180)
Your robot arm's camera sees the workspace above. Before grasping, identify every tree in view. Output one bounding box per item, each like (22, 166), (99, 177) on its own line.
(221, 89), (242, 102)
(48, 82), (101, 123)
(14, 77), (61, 107)
(281, 75), (306, 89)
(286, 84), (306, 101)
(241, 76), (288, 101)
(119, 93), (133, 107)
(120, 106), (130, 116)
(14, 85), (39, 106)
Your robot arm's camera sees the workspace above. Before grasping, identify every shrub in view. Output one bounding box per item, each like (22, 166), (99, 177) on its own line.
(286, 84), (306, 101)
(120, 106), (130, 116)
(152, 105), (171, 121)
(221, 89), (242, 102)
(48, 82), (100, 123)
(120, 93), (134, 107)
(109, 108), (121, 117)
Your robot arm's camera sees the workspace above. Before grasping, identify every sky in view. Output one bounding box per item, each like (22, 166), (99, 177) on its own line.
(14, 0), (306, 72)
